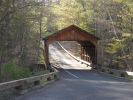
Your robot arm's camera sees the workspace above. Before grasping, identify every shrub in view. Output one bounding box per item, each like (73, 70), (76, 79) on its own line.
(1, 61), (32, 82)
(19, 68), (32, 79)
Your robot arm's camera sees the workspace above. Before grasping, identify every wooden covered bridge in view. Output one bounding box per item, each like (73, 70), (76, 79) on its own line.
(43, 25), (100, 69)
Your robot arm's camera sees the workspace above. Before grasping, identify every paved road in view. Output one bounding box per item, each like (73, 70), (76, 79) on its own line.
(20, 43), (133, 100)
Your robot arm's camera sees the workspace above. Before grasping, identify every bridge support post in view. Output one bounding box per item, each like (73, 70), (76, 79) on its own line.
(95, 46), (97, 65)
(80, 45), (98, 66)
(44, 41), (50, 70)
(47, 77), (51, 81)
(34, 80), (40, 85)
(15, 85), (23, 90)
(81, 46), (83, 60)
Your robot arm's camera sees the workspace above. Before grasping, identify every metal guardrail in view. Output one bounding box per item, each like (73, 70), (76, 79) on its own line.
(0, 67), (58, 91)
(57, 42), (91, 66)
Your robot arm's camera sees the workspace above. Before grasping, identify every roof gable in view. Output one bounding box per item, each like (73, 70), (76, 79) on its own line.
(43, 25), (100, 45)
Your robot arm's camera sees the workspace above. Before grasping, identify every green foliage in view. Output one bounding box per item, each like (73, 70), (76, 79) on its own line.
(33, 70), (50, 76)
(53, 0), (94, 32)
(105, 38), (123, 54)
(38, 53), (44, 63)
(1, 0), (133, 72)
(0, 0), (51, 69)
(1, 61), (32, 82)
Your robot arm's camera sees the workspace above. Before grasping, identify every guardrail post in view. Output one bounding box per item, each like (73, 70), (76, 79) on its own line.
(47, 77), (51, 81)
(15, 85), (23, 90)
(109, 71), (113, 74)
(54, 75), (57, 78)
(121, 73), (125, 77)
(34, 80), (40, 85)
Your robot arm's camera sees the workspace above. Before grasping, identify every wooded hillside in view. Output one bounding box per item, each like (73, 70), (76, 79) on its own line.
(0, 0), (133, 73)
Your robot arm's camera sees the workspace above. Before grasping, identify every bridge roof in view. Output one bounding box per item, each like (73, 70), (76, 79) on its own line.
(43, 25), (100, 45)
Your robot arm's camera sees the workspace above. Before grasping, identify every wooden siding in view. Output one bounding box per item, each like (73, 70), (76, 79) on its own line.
(43, 25), (100, 67)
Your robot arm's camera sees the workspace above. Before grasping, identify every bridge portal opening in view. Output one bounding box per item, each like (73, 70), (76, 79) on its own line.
(42, 25), (100, 69)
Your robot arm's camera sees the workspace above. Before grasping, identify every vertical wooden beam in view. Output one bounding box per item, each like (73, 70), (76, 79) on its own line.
(54, 75), (58, 78)
(81, 46), (83, 60)
(86, 47), (88, 62)
(82, 46), (84, 60)
(88, 46), (90, 62)
(87, 47), (89, 62)
(85, 47), (87, 62)
(85, 47), (87, 61)
(84, 47), (85, 61)
(95, 46), (98, 65)
(89, 46), (92, 64)
(47, 77), (51, 81)
(15, 85), (23, 90)
(34, 80), (40, 85)
(91, 48), (93, 64)
(81, 46), (82, 60)
(87, 46), (90, 62)
(83, 47), (85, 61)
(44, 40), (49, 70)
(93, 48), (95, 63)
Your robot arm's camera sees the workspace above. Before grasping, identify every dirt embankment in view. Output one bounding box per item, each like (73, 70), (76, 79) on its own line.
(59, 41), (81, 58)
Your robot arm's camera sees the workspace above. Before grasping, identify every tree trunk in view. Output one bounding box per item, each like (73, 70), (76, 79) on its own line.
(0, 50), (3, 75)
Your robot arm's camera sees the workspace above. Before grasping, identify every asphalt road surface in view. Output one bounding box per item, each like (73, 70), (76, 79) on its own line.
(20, 43), (133, 100)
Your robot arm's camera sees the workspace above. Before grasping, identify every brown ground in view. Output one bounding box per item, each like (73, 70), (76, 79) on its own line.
(59, 41), (81, 58)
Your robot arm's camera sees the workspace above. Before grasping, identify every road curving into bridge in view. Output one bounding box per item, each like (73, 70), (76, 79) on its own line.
(20, 43), (133, 100)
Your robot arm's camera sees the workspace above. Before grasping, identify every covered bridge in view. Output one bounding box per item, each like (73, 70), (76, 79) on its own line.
(43, 25), (100, 69)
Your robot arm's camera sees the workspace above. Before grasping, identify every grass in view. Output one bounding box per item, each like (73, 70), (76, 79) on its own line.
(40, 76), (56, 84)
(113, 72), (121, 77)
(33, 70), (50, 76)
(40, 79), (47, 84)
(125, 74), (133, 79)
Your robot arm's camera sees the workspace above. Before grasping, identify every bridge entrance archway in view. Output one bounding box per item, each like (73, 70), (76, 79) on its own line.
(42, 25), (100, 69)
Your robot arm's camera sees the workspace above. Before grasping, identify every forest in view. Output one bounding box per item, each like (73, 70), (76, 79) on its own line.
(0, 0), (133, 81)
